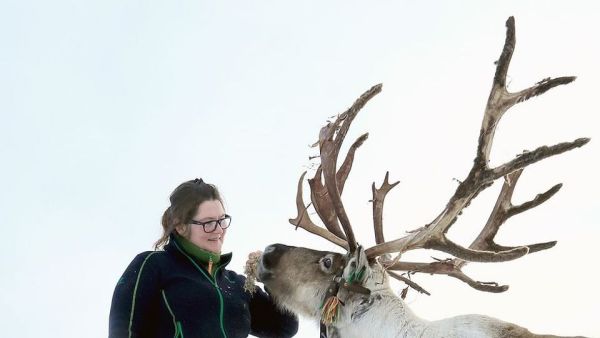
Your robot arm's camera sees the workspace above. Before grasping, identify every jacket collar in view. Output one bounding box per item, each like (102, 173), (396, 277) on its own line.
(165, 234), (233, 269)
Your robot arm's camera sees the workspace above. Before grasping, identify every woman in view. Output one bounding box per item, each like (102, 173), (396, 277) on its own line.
(109, 178), (298, 338)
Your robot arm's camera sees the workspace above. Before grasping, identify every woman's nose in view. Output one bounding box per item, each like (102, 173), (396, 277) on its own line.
(213, 224), (225, 234)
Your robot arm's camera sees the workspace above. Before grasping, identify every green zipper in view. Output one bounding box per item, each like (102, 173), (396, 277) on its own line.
(176, 322), (184, 338)
(129, 252), (160, 338)
(173, 240), (228, 338)
(161, 290), (184, 338)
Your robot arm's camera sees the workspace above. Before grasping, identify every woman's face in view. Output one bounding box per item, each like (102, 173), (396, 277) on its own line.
(179, 199), (227, 253)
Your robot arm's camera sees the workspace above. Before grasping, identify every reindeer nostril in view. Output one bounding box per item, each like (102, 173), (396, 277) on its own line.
(262, 246), (277, 269)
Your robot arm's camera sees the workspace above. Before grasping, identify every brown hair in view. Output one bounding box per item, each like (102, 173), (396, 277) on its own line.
(154, 178), (223, 249)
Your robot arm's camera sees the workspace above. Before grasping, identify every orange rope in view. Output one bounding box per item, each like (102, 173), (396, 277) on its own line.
(321, 296), (341, 324)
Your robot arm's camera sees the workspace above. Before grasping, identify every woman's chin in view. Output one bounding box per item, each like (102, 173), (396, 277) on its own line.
(206, 241), (222, 254)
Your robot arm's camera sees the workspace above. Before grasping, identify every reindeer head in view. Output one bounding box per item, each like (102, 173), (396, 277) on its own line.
(258, 244), (385, 322)
(258, 16), (589, 332)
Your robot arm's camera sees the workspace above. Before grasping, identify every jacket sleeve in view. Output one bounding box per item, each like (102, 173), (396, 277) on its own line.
(109, 251), (161, 338)
(249, 286), (299, 338)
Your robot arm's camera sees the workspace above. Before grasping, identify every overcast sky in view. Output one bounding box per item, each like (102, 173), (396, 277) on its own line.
(1, 1), (598, 337)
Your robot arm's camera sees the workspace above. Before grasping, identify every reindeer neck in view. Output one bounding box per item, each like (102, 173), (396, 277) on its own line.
(336, 288), (429, 338)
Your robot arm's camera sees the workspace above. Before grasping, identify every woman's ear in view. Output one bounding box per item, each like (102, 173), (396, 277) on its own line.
(175, 223), (186, 236)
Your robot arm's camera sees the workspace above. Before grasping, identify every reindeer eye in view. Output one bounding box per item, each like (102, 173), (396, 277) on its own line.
(322, 257), (332, 269)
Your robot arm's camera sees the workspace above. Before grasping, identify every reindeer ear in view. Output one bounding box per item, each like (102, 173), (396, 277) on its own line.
(343, 245), (370, 284)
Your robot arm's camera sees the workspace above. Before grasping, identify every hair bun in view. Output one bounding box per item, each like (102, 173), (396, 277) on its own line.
(193, 178), (204, 184)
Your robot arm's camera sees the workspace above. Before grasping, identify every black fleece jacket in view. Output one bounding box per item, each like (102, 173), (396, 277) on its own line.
(109, 238), (298, 338)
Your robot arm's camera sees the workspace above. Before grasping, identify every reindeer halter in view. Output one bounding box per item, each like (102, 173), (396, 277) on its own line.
(320, 248), (371, 328)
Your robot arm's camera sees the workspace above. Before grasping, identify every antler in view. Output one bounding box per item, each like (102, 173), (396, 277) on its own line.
(289, 16), (589, 293)
(289, 171), (349, 250)
(308, 132), (369, 241)
(372, 171), (400, 245)
(289, 84), (382, 252)
(363, 16), (589, 292)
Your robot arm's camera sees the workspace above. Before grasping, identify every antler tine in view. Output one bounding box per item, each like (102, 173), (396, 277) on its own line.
(319, 84), (383, 252)
(476, 18), (585, 177)
(289, 171), (349, 250)
(386, 270), (431, 296)
(309, 133), (370, 240)
(490, 138), (589, 180)
(365, 16), (589, 264)
(372, 172), (400, 245)
(338, 133), (369, 193)
(384, 168), (562, 293)
(386, 261), (508, 293)
(476, 16), (516, 165)
(454, 168), (561, 269)
(309, 166), (347, 240)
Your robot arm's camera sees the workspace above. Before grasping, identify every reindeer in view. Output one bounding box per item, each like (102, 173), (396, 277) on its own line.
(255, 17), (590, 338)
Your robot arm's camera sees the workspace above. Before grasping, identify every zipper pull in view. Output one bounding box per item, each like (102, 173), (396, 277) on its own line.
(208, 257), (213, 275)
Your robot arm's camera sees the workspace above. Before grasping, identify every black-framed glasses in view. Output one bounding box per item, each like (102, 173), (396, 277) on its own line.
(188, 214), (232, 233)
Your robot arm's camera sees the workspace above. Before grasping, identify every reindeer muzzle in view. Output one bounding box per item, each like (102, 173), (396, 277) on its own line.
(258, 243), (294, 281)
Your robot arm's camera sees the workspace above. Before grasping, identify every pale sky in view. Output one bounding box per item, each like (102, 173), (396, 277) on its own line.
(1, 1), (598, 337)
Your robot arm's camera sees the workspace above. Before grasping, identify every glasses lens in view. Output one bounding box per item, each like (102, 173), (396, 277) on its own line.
(220, 216), (231, 229)
(203, 220), (218, 233)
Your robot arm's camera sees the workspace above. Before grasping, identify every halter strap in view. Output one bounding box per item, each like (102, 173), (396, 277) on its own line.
(318, 251), (371, 337)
